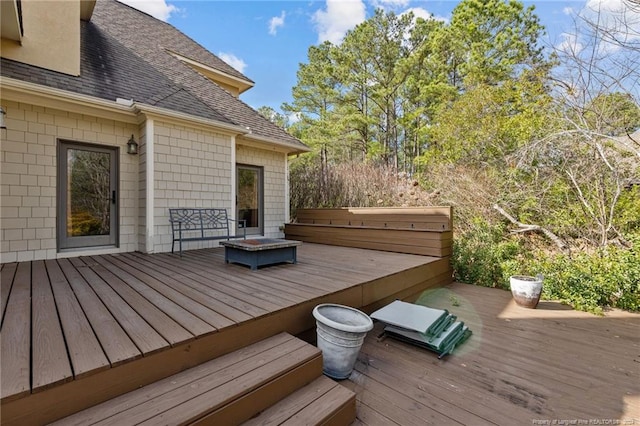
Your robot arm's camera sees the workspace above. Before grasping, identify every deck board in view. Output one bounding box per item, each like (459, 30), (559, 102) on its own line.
(349, 283), (640, 424)
(145, 344), (320, 425)
(184, 252), (303, 307)
(96, 254), (220, 331)
(279, 383), (355, 426)
(115, 253), (239, 328)
(346, 375), (457, 426)
(57, 258), (142, 366)
(188, 250), (319, 303)
(103, 342), (314, 425)
(45, 259), (110, 378)
(81, 256), (194, 346)
(54, 334), (306, 426)
(1, 262), (18, 322)
(351, 334), (531, 424)
(259, 264), (354, 293)
(90, 255), (214, 337)
(177, 265), (288, 312)
(242, 375), (339, 425)
(69, 257), (168, 355)
(31, 260), (74, 392)
(0, 243), (450, 424)
(4, 245), (636, 425)
(51, 333), (324, 426)
(126, 252), (269, 319)
(0, 261), (31, 400)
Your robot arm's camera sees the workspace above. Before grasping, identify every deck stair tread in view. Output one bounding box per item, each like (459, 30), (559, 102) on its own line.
(242, 375), (356, 426)
(51, 333), (322, 426)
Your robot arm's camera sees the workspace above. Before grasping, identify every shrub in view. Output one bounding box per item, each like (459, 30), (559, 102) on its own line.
(529, 233), (640, 314)
(615, 186), (640, 234)
(289, 159), (434, 213)
(452, 219), (639, 314)
(451, 218), (521, 289)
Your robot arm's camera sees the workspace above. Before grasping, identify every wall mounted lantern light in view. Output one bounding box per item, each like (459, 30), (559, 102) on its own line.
(0, 107), (6, 129)
(127, 134), (138, 155)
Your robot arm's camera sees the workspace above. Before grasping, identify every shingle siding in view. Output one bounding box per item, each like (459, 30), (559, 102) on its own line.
(236, 145), (287, 239)
(151, 122), (233, 253)
(0, 101), (139, 263)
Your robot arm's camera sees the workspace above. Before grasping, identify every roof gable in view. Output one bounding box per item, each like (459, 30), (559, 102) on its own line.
(1, 0), (308, 153)
(91, 1), (307, 151)
(1, 20), (230, 125)
(167, 50), (254, 97)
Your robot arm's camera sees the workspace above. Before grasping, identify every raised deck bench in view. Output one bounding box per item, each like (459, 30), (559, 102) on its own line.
(169, 208), (246, 256)
(51, 333), (355, 425)
(285, 207), (453, 257)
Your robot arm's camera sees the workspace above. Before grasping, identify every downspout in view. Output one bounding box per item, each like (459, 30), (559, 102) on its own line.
(285, 153), (290, 225)
(145, 118), (155, 252)
(230, 135), (237, 222)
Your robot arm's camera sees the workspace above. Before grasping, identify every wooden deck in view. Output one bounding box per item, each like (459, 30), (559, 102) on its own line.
(5, 242), (637, 425)
(346, 282), (640, 425)
(0, 243), (451, 425)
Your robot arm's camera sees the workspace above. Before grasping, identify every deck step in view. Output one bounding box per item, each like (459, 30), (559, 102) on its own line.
(243, 375), (356, 426)
(52, 333), (322, 425)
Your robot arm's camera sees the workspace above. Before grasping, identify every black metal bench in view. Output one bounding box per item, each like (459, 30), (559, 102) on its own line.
(169, 208), (246, 256)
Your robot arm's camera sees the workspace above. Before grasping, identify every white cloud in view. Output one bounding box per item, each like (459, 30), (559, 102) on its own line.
(402, 7), (448, 24)
(372, 0), (410, 8)
(269, 11), (286, 36)
(118, 0), (178, 22)
(583, 0), (640, 27)
(556, 32), (584, 55)
(585, 0), (627, 14)
(563, 6), (575, 15)
(313, 0), (366, 44)
(396, 7), (448, 43)
(581, 0), (640, 52)
(287, 112), (302, 125)
(218, 52), (247, 73)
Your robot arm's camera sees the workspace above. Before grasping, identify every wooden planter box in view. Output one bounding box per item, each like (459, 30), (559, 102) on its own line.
(285, 207), (453, 257)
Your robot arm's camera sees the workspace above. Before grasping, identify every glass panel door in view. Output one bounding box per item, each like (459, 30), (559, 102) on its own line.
(236, 165), (263, 235)
(58, 141), (118, 249)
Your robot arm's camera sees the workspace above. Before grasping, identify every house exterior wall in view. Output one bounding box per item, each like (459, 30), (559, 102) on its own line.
(150, 121), (234, 253)
(236, 144), (287, 238)
(0, 1), (81, 75)
(0, 103), (293, 263)
(0, 100), (138, 263)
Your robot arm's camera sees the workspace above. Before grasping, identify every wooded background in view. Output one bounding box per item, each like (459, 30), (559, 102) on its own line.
(259, 0), (640, 313)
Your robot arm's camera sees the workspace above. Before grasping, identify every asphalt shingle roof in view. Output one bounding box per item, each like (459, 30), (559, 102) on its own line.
(1, 0), (307, 152)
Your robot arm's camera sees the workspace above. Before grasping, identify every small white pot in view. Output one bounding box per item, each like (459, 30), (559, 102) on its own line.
(510, 275), (543, 309)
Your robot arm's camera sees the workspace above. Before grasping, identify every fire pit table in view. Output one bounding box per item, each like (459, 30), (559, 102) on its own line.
(219, 238), (302, 270)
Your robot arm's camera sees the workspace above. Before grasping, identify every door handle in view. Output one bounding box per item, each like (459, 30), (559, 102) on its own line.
(112, 190), (116, 204)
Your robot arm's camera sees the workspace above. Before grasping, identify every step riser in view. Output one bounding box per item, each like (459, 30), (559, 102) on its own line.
(51, 334), (326, 426)
(320, 399), (357, 426)
(243, 375), (357, 426)
(193, 356), (323, 425)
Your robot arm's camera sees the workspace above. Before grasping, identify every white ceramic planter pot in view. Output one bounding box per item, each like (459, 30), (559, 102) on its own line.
(510, 275), (543, 309)
(312, 304), (373, 380)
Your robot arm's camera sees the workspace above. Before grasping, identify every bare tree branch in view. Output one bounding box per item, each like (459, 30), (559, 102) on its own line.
(493, 204), (568, 251)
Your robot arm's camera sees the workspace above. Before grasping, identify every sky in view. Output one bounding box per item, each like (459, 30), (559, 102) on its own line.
(118, 0), (637, 112)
